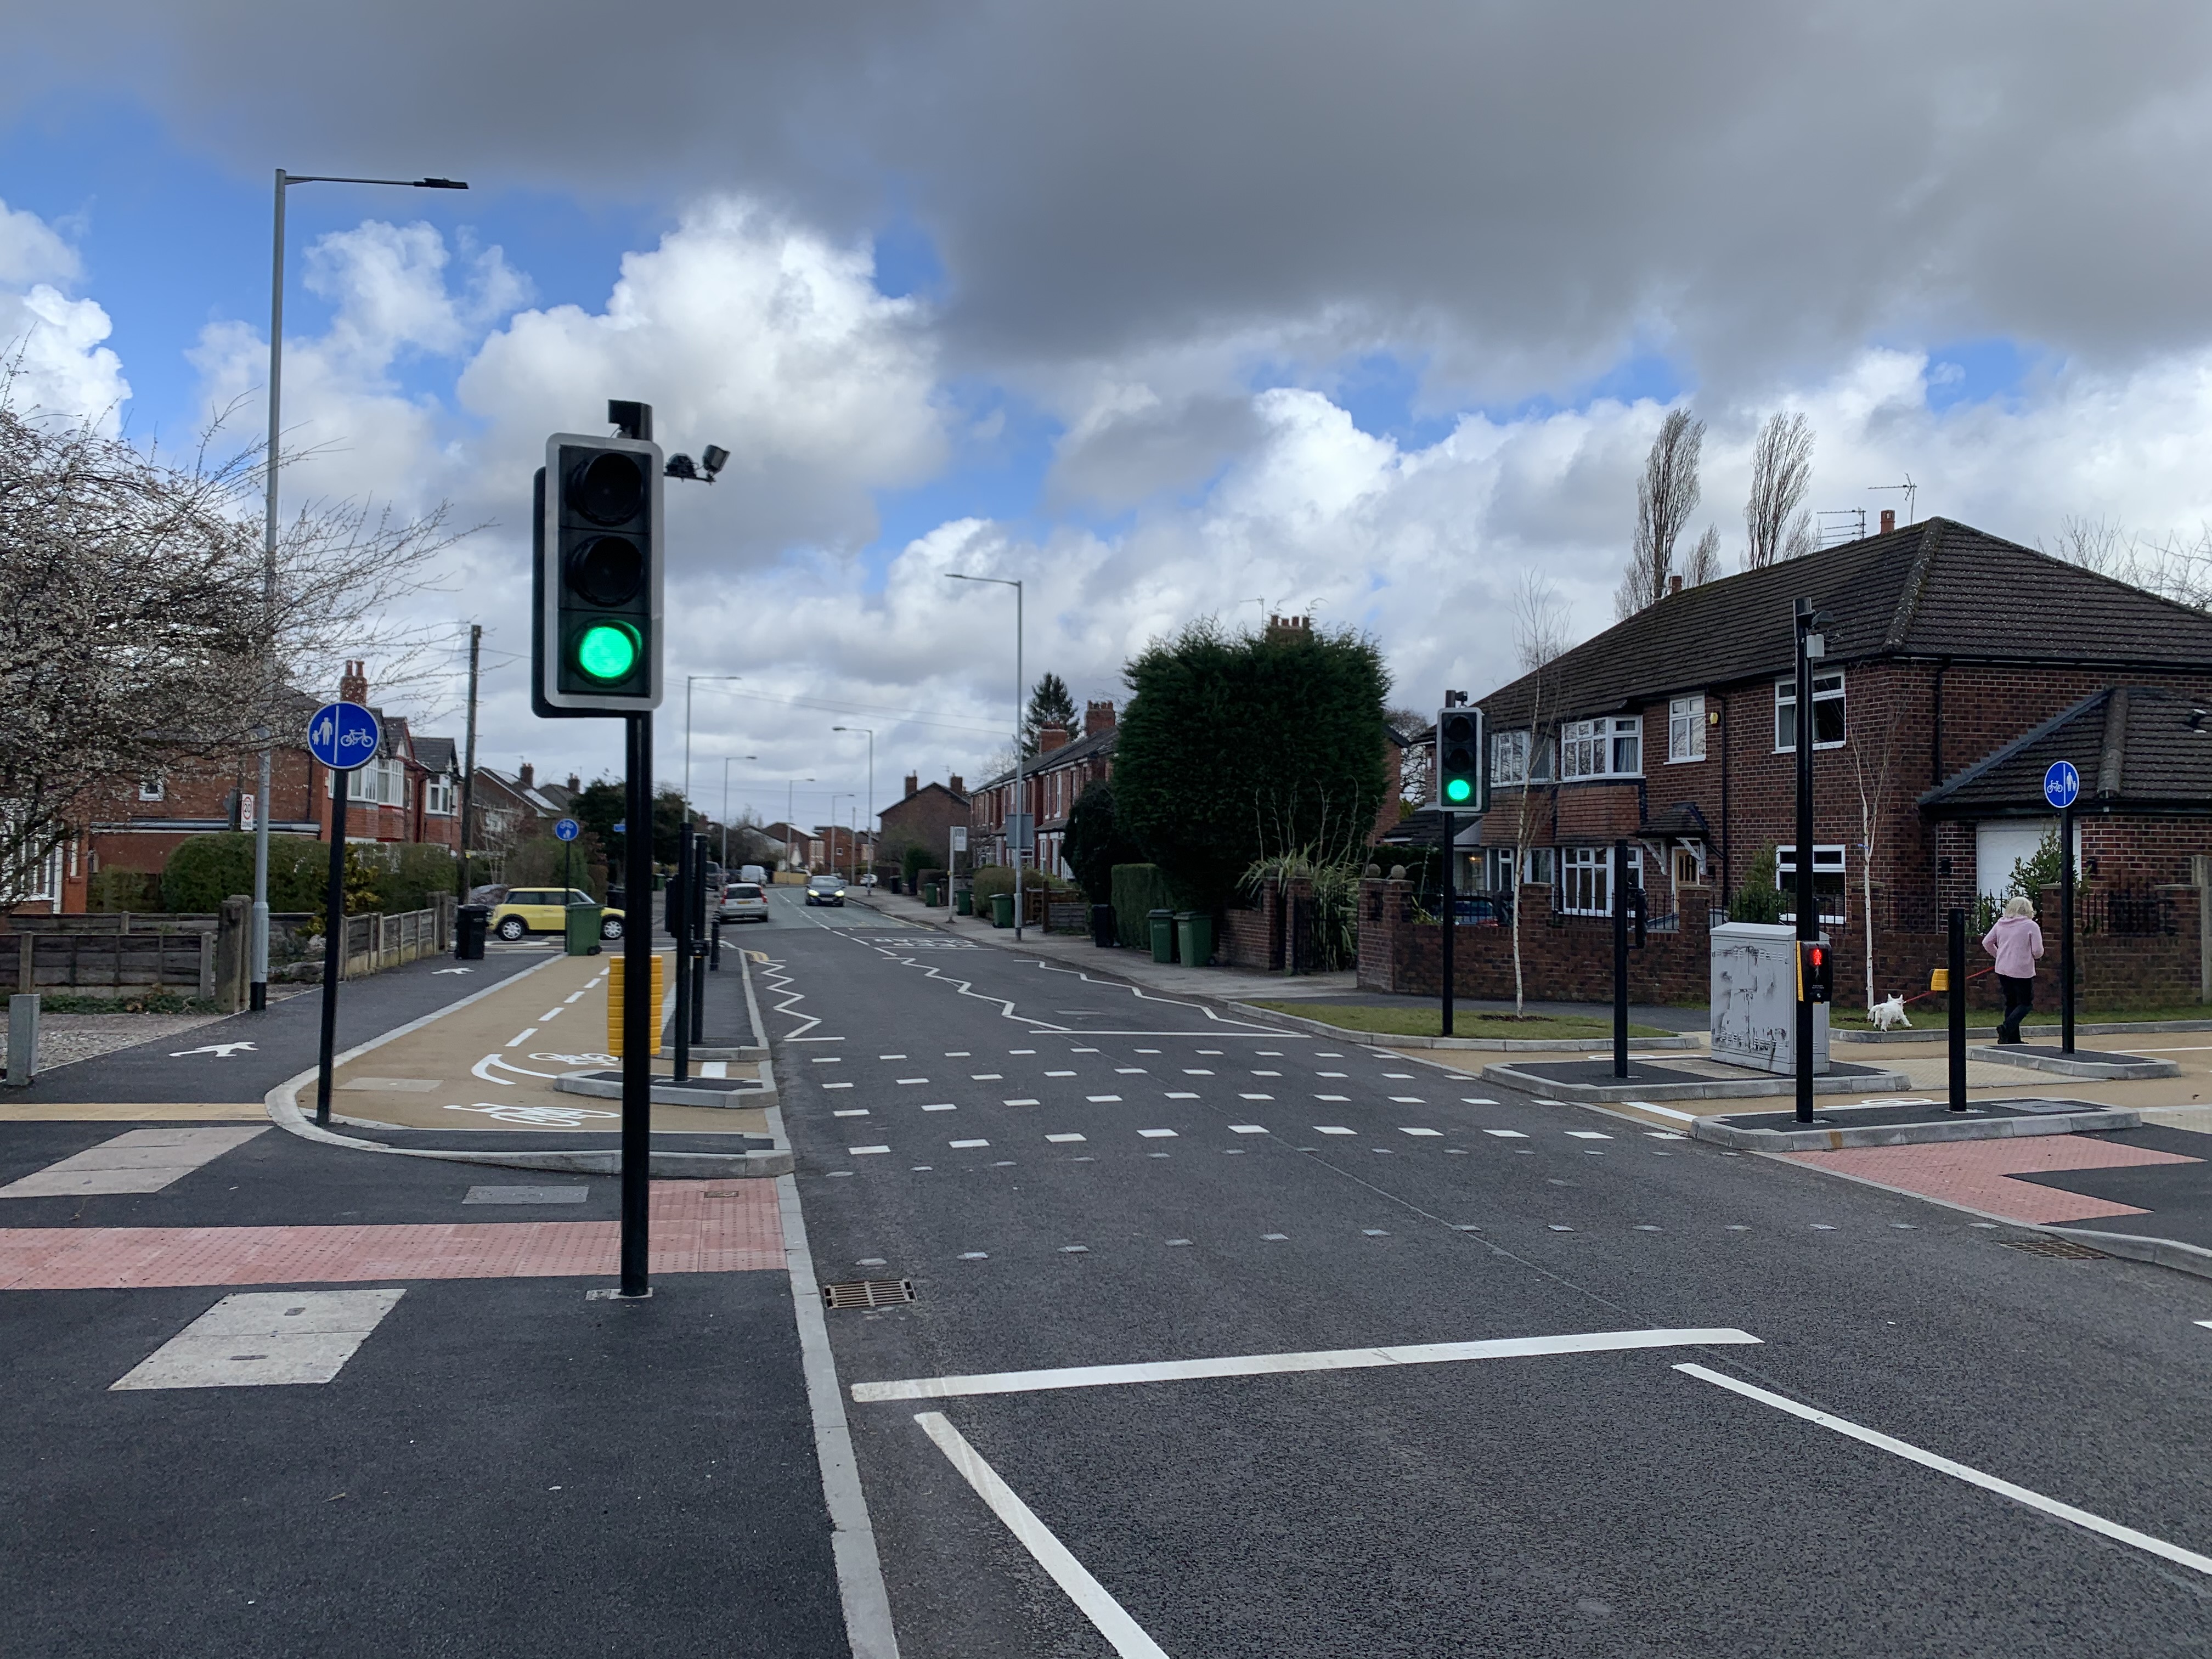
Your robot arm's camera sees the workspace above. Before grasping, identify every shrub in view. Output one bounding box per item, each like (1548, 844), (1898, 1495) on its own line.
(163, 831), (329, 913)
(902, 843), (932, 885)
(1728, 844), (1788, 924)
(1063, 780), (1143, 905)
(1110, 862), (1179, 947)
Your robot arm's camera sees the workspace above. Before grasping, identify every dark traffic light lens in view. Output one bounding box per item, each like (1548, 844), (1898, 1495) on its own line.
(570, 452), (646, 524)
(1442, 713), (1476, 743)
(568, 536), (644, 606)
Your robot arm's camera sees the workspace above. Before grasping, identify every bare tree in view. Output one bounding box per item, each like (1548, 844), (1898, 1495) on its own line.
(2042, 513), (2212, 612)
(0, 398), (462, 908)
(1744, 411), (1815, 569)
(1615, 408), (1705, 617)
(1506, 569), (1572, 1016)
(1849, 712), (1906, 1013)
(1683, 524), (1722, 586)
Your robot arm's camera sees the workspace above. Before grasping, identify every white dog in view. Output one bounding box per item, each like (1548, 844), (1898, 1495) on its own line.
(1869, 993), (1912, 1032)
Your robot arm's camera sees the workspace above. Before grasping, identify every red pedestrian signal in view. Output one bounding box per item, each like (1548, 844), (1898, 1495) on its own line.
(1800, 941), (1833, 1003)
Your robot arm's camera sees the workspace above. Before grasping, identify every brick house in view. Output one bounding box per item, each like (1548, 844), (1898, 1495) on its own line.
(1372, 516), (2212, 1003)
(876, 774), (970, 873)
(970, 702), (1120, 877)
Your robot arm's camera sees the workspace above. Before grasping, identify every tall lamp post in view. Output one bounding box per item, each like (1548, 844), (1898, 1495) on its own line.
(947, 572), (1025, 940)
(250, 167), (466, 1013)
(785, 777), (814, 874)
(719, 755), (758, 868)
(683, 674), (743, 827)
(833, 725), (875, 883)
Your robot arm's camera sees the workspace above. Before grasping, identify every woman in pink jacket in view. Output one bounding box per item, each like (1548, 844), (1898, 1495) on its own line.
(1982, 895), (2046, 1045)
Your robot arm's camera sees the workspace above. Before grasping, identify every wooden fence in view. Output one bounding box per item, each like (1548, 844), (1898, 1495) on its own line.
(5, 902), (449, 1000)
(340, 909), (445, 978)
(10, 927), (217, 997)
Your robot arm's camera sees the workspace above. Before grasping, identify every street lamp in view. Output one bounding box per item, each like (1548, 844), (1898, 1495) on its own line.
(250, 167), (467, 1013)
(719, 755), (758, 868)
(786, 777), (815, 873)
(946, 572), (1025, 940)
(833, 725), (874, 884)
(684, 674), (743, 825)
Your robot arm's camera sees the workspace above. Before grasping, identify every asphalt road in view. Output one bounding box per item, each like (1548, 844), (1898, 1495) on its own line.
(767, 885), (2212, 1657)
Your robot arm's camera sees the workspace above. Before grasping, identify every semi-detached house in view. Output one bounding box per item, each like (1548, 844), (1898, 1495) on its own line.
(1469, 515), (2212, 992)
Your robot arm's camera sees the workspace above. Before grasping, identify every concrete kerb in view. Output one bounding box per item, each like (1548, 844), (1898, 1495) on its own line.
(1965, 1045), (2181, 1081)
(1838, 1018), (2212, 1043)
(1690, 1105), (2143, 1152)
(1481, 1061), (1915, 1103)
(1220, 1000), (1702, 1052)
(1751, 1144), (2212, 1286)
(558, 948), (781, 1108)
(262, 947), (791, 1177)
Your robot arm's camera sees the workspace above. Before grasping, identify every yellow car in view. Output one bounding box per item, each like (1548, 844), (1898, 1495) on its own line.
(489, 887), (625, 942)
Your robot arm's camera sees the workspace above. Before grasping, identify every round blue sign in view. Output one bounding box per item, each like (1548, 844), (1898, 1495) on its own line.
(554, 817), (581, 842)
(2042, 759), (2081, 810)
(306, 701), (381, 772)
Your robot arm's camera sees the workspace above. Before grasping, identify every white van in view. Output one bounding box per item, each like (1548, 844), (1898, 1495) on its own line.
(738, 864), (769, 887)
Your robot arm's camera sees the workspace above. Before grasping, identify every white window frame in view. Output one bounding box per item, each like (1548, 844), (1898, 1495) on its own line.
(1667, 695), (1706, 763)
(1775, 843), (1848, 924)
(1491, 730), (1530, 788)
(1558, 844), (1640, 916)
(1775, 672), (1847, 752)
(21, 843), (65, 905)
(1559, 716), (1642, 781)
(138, 775), (165, 802)
(424, 773), (456, 816)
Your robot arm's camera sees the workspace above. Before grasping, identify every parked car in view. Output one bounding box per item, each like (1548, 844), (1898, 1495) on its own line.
(488, 887), (625, 941)
(738, 864), (769, 887)
(716, 882), (770, 923)
(804, 873), (848, 906)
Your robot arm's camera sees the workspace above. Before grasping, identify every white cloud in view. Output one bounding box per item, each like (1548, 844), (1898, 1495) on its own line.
(0, 198), (128, 430)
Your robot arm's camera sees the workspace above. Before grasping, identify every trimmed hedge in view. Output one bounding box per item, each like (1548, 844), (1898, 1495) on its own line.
(1109, 862), (1178, 948)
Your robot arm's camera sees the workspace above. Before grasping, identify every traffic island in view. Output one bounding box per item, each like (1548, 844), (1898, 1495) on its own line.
(1966, 1044), (2181, 1081)
(1691, 1097), (2141, 1152)
(557, 1065), (775, 1107)
(1481, 1055), (1911, 1102)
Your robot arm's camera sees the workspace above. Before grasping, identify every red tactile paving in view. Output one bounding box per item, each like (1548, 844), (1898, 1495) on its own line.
(1784, 1136), (2201, 1224)
(0, 1181), (783, 1290)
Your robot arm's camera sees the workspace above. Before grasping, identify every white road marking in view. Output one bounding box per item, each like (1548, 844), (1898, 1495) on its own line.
(504, 1029), (537, 1048)
(2, 1127), (267, 1198)
(433, 967), (471, 975)
(1676, 1363), (2212, 1577)
(538, 1008), (565, 1021)
(833, 1109), (870, 1118)
(1362, 1229), (1389, 1237)
(1645, 1131), (1689, 1140)
(112, 1289), (405, 1390)
(1566, 1131), (1614, 1140)
(1485, 1129), (1529, 1139)
(1382, 1073), (1414, 1079)
(1399, 1127), (1442, 1137)
(1627, 1101), (1698, 1122)
(1010, 1048), (1036, 1054)
(880, 1053), (907, 1059)
(972, 1073), (1005, 1080)
(1183, 1069), (1214, 1075)
(1240, 1093), (1273, 1101)
(1318, 1071), (1348, 1078)
(1060, 1244), (1090, 1252)
(1004, 1098), (1040, 1106)
(824, 1082), (855, 1090)
(1088, 1094), (1122, 1102)
(702, 1061), (727, 1078)
(1316, 1094), (1350, 1102)
(950, 1139), (990, 1149)
(1462, 1097), (1498, 1104)
(1166, 1092), (1199, 1099)
(849, 1146), (890, 1155)
(1116, 1068), (1147, 1074)
(945, 1051), (971, 1057)
(1262, 1233), (1290, 1241)
(1229, 1125), (1267, 1133)
(168, 1041), (259, 1059)
(563, 991), (585, 1003)
(1252, 1070), (1281, 1076)
(1138, 1129), (1177, 1138)
(896, 1077), (928, 1085)
(1047, 1133), (1087, 1143)
(923, 1104), (957, 1113)
(1389, 1096), (1425, 1104)
(812, 1057), (843, 1064)
(863, 1328), (1763, 1403)
(1047, 1070), (1077, 1077)
(960, 1251), (988, 1259)
(1315, 1126), (1354, 1136)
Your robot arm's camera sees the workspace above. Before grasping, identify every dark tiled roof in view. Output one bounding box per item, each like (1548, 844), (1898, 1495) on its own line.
(1481, 517), (2212, 726)
(414, 736), (458, 773)
(976, 725), (1118, 793)
(1920, 686), (2212, 815)
(1643, 801), (1712, 839)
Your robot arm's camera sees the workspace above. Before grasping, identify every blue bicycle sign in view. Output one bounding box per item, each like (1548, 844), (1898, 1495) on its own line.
(307, 702), (381, 771)
(554, 817), (582, 842)
(2042, 759), (2081, 811)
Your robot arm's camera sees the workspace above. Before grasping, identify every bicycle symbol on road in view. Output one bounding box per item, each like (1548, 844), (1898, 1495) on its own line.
(444, 1103), (619, 1126)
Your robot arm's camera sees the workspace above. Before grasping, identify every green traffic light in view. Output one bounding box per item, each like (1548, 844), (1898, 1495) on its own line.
(1444, 777), (1472, 803)
(575, 622), (640, 681)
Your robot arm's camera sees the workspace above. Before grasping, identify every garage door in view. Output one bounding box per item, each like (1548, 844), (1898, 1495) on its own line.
(1975, 819), (2053, 900)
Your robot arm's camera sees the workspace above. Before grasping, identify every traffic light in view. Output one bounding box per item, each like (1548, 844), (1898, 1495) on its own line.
(1799, 940), (1833, 1003)
(536, 432), (663, 715)
(1435, 706), (1487, 812)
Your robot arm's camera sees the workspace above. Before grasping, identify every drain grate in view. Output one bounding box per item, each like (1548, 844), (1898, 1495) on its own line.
(2000, 1235), (2111, 1261)
(822, 1278), (916, 1310)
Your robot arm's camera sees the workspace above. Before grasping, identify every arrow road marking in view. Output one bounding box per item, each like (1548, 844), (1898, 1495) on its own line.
(433, 967), (473, 975)
(170, 1042), (259, 1059)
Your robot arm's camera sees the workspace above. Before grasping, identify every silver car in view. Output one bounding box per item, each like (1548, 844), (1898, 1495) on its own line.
(716, 882), (770, 923)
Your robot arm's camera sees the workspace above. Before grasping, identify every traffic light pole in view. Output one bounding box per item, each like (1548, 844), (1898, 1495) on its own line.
(620, 711), (653, 1298)
(1439, 811), (1454, 1038)
(691, 839), (708, 1044)
(1793, 599), (1817, 1125)
(673, 821), (692, 1084)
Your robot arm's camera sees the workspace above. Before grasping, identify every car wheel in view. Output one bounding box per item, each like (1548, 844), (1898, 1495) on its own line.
(494, 917), (527, 941)
(600, 917), (624, 941)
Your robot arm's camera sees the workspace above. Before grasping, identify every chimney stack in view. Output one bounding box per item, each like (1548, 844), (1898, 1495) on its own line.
(1667, 574), (1683, 596)
(519, 763), (534, 789)
(1038, 725), (1070, 755)
(567, 774), (580, 793)
(1880, 509), (1897, 534)
(1084, 699), (1116, 737)
(904, 772), (919, 798)
(338, 659), (368, 704)
(949, 774), (964, 795)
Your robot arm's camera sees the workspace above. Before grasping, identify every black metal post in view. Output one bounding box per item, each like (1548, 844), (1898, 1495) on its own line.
(673, 820), (692, 1082)
(619, 712), (652, 1298)
(711, 916), (722, 972)
(1793, 598), (1816, 1124)
(690, 838), (708, 1044)
(314, 766), (349, 1127)
(1440, 811), (1454, 1039)
(1947, 906), (1967, 1110)
(1612, 837), (1629, 1079)
(2059, 803), (2076, 1055)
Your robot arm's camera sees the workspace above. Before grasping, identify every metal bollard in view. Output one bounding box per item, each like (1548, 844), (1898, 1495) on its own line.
(5, 993), (39, 1087)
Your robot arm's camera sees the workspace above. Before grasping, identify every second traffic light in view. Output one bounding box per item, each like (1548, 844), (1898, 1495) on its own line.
(1799, 940), (1833, 1003)
(538, 432), (663, 715)
(1435, 706), (1487, 813)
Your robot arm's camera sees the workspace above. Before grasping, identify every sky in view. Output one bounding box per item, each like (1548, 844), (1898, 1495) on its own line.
(9, 1), (2212, 833)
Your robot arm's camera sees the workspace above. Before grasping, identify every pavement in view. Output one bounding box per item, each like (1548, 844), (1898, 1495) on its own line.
(769, 884), (2212, 1656)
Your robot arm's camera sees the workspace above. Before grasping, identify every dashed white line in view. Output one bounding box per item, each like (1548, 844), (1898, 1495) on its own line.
(1088, 1094), (1122, 1103)
(1138, 1129), (1177, 1139)
(1166, 1092), (1199, 1099)
(505, 1029), (537, 1047)
(849, 1146), (890, 1155)
(1389, 1096), (1425, 1104)
(1567, 1131), (1614, 1141)
(1485, 1129), (1528, 1139)
(1315, 1126), (1354, 1136)
(1240, 1093), (1273, 1101)
(824, 1082), (855, 1090)
(896, 1077), (928, 1085)
(1004, 1098), (1040, 1106)
(1228, 1125), (1268, 1134)
(923, 1104), (957, 1113)
(1462, 1097), (1498, 1105)
(1047, 1133), (1087, 1144)
(972, 1073), (1004, 1080)
(1047, 1070), (1077, 1077)
(832, 1109), (869, 1118)
(1399, 1127), (1442, 1137)
(950, 1139), (989, 1149)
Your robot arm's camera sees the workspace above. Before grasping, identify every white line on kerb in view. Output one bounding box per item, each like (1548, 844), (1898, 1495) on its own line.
(915, 1412), (1170, 1659)
(854, 1328), (1760, 1403)
(1674, 1363), (2212, 1578)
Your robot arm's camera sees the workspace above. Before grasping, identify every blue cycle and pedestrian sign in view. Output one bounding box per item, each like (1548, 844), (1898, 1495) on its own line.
(2042, 759), (2081, 810)
(307, 702), (381, 771)
(554, 817), (582, 842)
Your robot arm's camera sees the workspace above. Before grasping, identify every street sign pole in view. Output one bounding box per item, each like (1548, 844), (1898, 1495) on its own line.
(305, 699), (381, 1127)
(620, 711), (653, 1298)
(2061, 802), (2076, 1055)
